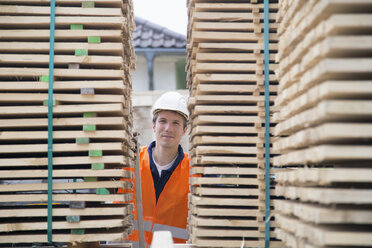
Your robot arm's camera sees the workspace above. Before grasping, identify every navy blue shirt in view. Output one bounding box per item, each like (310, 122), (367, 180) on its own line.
(147, 141), (185, 202)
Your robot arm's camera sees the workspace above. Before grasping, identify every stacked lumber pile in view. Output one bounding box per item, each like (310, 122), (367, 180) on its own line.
(273, 0), (372, 247)
(0, 0), (136, 245)
(186, 0), (283, 247)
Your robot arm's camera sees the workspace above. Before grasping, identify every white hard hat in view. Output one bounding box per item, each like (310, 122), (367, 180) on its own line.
(152, 91), (189, 120)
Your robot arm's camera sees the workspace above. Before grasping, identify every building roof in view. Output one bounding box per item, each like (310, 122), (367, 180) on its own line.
(133, 16), (186, 49)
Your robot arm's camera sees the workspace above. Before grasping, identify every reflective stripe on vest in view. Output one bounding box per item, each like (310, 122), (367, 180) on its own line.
(153, 223), (188, 240)
(133, 220), (188, 240)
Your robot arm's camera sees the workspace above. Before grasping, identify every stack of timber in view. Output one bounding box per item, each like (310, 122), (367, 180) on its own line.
(0, 0), (136, 245)
(273, 0), (372, 247)
(186, 0), (284, 247)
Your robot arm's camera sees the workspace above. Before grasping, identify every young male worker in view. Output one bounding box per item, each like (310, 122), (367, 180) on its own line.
(127, 91), (190, 247)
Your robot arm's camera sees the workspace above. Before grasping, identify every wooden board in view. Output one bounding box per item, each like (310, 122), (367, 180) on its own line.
(275, 213), (372, 247)
(0, 180), (130, 192)
(275, 200), (372, 224)
(191, 31), (277, 43)
(0, 130), (129, 141)
(274, 145), (372, 166)
(274, 100), (372, 136)
(0, 193), (132, 203)
(0, 0), (125, 7)
(0, 206), (131, 218)
(0, 169), (131, 179)
(275, 80), (372, 120)
(0, 67), (124, 79)
(275, 185), (372, 204)
(0, 93), (124, 104)
(0, 103), (124, 117)
(0, 233), (128, 244)
(0, 80), (127, 93)
(0, 219), (125, 232)
(0, 5), (122, 16)
(193, 115), (265, 125)
(192, 186), (260, 196)
(191, 195), (262, 207)
(192, 145), (259, 156)
(192, 135), (261, 146)
(0, 155), (130, 167)
(0, 117), (126, 128)
(189, 215), (263, 228)
(190, 166), (259, 176)
(0, 29), (123, 41)
(273, 123), (372, 152)
(0, 54), (123, 68)
(191, 206), (261, 217)
(0, 42), (124, 55)
(0, 142), (125, 154)
(192, 156), (266, 165)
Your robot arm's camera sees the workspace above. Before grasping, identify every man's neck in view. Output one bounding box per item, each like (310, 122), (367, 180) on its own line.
(153, 145), (178, 166)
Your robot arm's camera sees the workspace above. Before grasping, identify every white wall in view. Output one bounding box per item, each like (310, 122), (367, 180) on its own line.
(131, 54), (185, 92)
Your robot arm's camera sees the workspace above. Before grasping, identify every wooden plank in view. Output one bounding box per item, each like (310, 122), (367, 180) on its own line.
(191, 31), (277, 42)
(0, 206), (130, 218)
(275, 213), (372, 247)
(193, 145), (259, 156)
(192, 21), (279, 32)
(191, 207), (260, 217)
(275, 200), (372, 224)
(0, 16), (125, 29)
(0, 219), (124, 232)
(0, 54), (123, 68)
(193, 115), (264, 125)
(192, 135), (260, 145)
(191, 125), (273, 136)
(274, 145), (372, 166)
(189, 215), (262, 228)
(191, 12), (277, 21)
(190, 228), (265, 238)
(196, 53), (275, 62)
(193, 105), (261, 115)
(0, 0), (125, 7)
(196, 43), (278, 52)
(273, 123), (372, 152)
(0, 5), (122, 16)
(191, 195), (262, 207)
(275, 168), (372, 185)
(194, 3), (278, 11)
(0, 169), (131, 179)
(190, 239), (284, 248)
(274, 100), (372, 136)
(0, 80), (126, 93)
(0, 180), (130, 192)
(192, 186), (260, 196)
(278, 35), (372, 80)
(194, 62), (264, 73)
(0, 155), (129, 167)
(0, 117), (126, 128)
(276, 185), (372, 204)
(190, 166), (259, 176)
(190, 177), (259, 186)
(0, 42), (124, 55)
(195, 84), (278, 94)
(192, 156), (263, 165)
(190, 95), (275, 105)
(0, 93), (124, 104)
(0, 103), (124, 117)
(0, 142), (124, 154)
(275, 81), (372, 120)
(0, 68), (124, 79)
(0, 193), (132, 203)
(0, 233), (127, 244)
(0, 130), (129, 141)
(0, 30), (123, 41)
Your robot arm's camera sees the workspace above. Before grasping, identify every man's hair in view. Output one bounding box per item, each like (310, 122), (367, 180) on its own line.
(152, 111), (188, 129)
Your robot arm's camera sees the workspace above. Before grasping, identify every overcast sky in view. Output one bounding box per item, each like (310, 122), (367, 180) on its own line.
(133, 0), (188, 36)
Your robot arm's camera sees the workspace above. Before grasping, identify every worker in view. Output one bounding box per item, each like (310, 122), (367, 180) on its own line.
(127, 91), (190, 247)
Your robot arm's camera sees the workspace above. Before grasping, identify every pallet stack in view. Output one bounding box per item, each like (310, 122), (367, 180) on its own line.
(186, 0), (283, 247)
(273, 0), (372, 247)
(0, 0), (135, 245)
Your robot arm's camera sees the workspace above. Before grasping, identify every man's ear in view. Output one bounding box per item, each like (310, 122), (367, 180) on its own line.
(183, 126), (188, 136)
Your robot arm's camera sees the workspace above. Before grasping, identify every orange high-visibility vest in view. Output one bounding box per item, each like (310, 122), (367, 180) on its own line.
(127, 146), (190, 247)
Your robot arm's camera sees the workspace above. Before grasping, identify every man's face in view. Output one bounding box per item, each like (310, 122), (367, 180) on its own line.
(153, 110), (187, 149)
